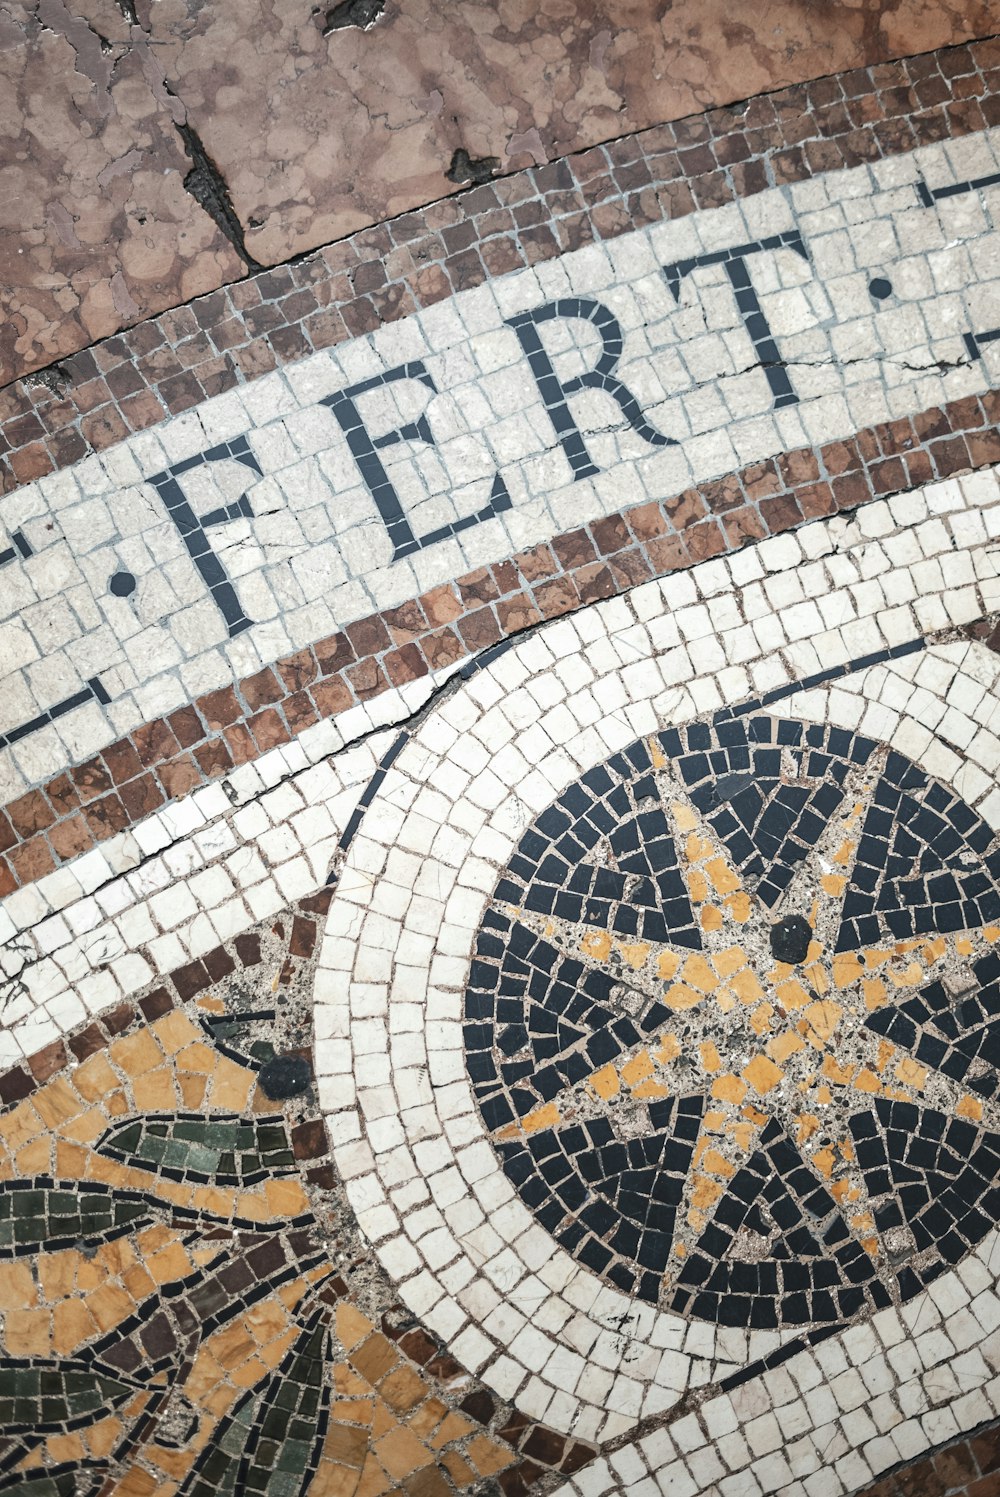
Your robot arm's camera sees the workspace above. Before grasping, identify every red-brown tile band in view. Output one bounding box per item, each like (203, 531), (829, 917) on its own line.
(1, 389), (998, 897)
(3, 36), (1000, 493)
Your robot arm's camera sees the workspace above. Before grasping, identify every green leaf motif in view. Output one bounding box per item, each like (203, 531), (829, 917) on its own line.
(95, 1113), (296, 1185)
(0, 1181), (154, 1258)
(0, 1360), (136, 1433)
(178, 1313), (331, 1497)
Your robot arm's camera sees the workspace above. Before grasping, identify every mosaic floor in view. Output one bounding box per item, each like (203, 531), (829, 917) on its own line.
(469, 714), (1000, 1327)
(6, 11), (1000, 1497)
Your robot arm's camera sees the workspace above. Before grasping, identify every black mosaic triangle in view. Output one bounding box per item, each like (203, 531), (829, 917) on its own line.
(584, 1096), (701, 1238)
(498, 777), (701, 948)
(851, 1099), (1000, 1282)
(676, 728), (865, 911)
(670, 1122), (879, 1328)
(465, 906), (688, 1125)
(836, 760), (1000, 951)
(866, 950), (1000, 1101)
(495, 1095), (705, 1304)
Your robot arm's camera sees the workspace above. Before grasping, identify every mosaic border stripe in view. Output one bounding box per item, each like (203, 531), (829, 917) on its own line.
(3, 35), (1000, 494)
(2, 389), (999, 897)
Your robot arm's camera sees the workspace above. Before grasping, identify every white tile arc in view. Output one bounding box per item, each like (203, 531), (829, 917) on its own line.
(7, 462), (997, 1071)
(313, 468), (1000, 1449)
(0, 661), (464, 1067)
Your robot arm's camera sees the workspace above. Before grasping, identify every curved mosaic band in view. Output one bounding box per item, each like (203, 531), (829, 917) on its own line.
(2, 43), (1000, 875)
(4, 96), (1000, 893)
(3, 465), (998, 1068)
(313, 467), (1000, 1448)
(1, 387), (998, 901)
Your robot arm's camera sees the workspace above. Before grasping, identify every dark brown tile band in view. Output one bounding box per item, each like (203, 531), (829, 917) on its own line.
(854, 1415), (1000, 1497)
(2, 35), (1000, 494)
(2, 389), (998, 898)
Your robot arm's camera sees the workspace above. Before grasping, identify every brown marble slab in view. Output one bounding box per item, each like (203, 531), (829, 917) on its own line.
(172, 0), (999, 271)
(3, 0), (997, 387)
(0, 0), (244, 386)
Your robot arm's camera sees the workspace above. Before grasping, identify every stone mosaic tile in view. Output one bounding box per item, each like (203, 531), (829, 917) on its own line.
(4, 463), (995, 1067)
(0, 894), (585, 1497)
(298, 471), (1000, 1478)
(3, 464), (1000, 1494)
(4, 108), (1000, 870)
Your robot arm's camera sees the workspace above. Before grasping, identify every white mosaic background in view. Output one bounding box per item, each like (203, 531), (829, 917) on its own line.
(2, 464), (1000, 1491)
(1, 128), (1000, 797)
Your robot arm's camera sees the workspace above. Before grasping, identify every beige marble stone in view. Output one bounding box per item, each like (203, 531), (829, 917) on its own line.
(1, 0), (996, 385)
(0, 0), (243, 385)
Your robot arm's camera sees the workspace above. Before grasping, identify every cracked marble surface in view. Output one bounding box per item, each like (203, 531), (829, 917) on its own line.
(3, 0), (997, 386)
(0, 0), (244, 386)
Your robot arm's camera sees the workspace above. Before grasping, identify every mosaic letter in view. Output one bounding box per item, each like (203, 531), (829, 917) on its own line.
(323, 361), (512, 561)
(147, 435), (262, 638)
(506, 297), (675, 480)
(662, 231), (811, 410)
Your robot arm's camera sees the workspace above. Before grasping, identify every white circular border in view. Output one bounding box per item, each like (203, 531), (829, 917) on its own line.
(316, 568), (1000, 1445)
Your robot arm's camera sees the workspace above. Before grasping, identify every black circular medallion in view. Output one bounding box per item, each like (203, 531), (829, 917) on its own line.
(464, 716), (1000, 1329)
